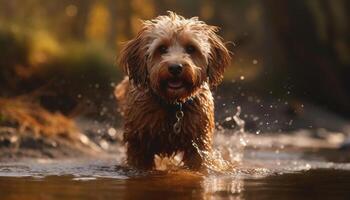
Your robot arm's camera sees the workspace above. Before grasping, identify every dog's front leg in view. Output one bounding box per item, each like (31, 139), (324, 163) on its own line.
(126, 140), (155, 169)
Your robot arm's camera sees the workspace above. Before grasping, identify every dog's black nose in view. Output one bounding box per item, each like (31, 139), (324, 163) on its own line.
(168, 64), (183, 76)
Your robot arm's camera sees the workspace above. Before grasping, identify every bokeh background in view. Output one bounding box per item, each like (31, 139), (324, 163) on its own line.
(0, 0), (349, 135)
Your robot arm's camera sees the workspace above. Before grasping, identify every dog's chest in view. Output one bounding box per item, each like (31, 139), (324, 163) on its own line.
(145, 102), (213, 151)
(125, 98), (213, 137)
(123, 87), (215, 152)
(148, 102), (205, 137)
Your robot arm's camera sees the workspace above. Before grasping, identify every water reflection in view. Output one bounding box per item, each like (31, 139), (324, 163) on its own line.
(203, 175), (244, 200)
(0, 171), (242, 200)
(121, 171), (204, 199)
(2, 169), (350, 200)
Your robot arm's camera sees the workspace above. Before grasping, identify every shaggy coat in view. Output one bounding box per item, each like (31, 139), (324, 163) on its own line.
(115, 12), (231, 169)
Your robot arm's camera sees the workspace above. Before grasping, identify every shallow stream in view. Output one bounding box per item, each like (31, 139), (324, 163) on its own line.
(1, 130), (350, 200)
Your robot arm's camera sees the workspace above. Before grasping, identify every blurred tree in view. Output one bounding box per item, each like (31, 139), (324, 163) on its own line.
(69, 0), (93, 40)
(86, 2), (111, 43)
(0, 0), (349, 119)
(263, 0), (350, 116)
(114, 0), (132, 51)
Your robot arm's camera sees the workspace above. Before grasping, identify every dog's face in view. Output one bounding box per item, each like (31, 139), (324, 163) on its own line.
(119, 12), (231, 102)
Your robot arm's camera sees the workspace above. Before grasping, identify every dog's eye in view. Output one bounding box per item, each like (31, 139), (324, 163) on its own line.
(185, 45), (196, 54)
(157, 45), (168, 55)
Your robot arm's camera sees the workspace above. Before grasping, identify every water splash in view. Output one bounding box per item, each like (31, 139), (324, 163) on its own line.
(154, 152), (184, 171)
(192, 142), (236, 174)
(193, 106), (249, 174)
(230, 106), (248, 162)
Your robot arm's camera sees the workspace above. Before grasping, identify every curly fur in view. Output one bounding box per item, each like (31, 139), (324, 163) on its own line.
(115, 12), (231, 169)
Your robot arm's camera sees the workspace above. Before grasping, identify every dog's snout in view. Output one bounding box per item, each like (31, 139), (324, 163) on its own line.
(168, 64), (183, 76)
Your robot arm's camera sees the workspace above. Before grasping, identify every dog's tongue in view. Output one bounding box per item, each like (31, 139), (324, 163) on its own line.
(168, 80), (183, 88)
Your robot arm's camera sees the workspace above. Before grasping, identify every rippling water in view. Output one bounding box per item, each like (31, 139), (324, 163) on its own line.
(1, 168), (349, 200)
(1, 130), (350, 200)
(1, 107), (350, 199)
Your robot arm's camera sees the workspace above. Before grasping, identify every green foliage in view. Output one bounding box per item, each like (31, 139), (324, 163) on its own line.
(57, 42), (119, 81)
(0, 114), (4, 123)
(0, 26), (121, 96)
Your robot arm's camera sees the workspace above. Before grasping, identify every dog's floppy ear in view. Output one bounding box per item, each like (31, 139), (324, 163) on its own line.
(207, 27), (231, 86)
(119, 28), (148, 87)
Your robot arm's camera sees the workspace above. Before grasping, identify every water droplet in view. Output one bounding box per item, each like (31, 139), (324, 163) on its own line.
(225, 117), (232, 122)
(239, 138), (247, 146)
(108, 128), (117, 137)
(99, 140), (109, 150)
(79, 135), (89, 144)
(10, 136), (18, 143)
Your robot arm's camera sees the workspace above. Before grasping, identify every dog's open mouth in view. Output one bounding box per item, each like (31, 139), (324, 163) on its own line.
(167, 79), (184, 90)
(161, 78), (192, 99)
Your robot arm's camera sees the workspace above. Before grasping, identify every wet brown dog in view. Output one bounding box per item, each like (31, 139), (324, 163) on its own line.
(115, 12), (231, 170)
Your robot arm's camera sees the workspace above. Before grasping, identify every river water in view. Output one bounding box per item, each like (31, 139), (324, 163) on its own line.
(1, 129), (350, 200)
